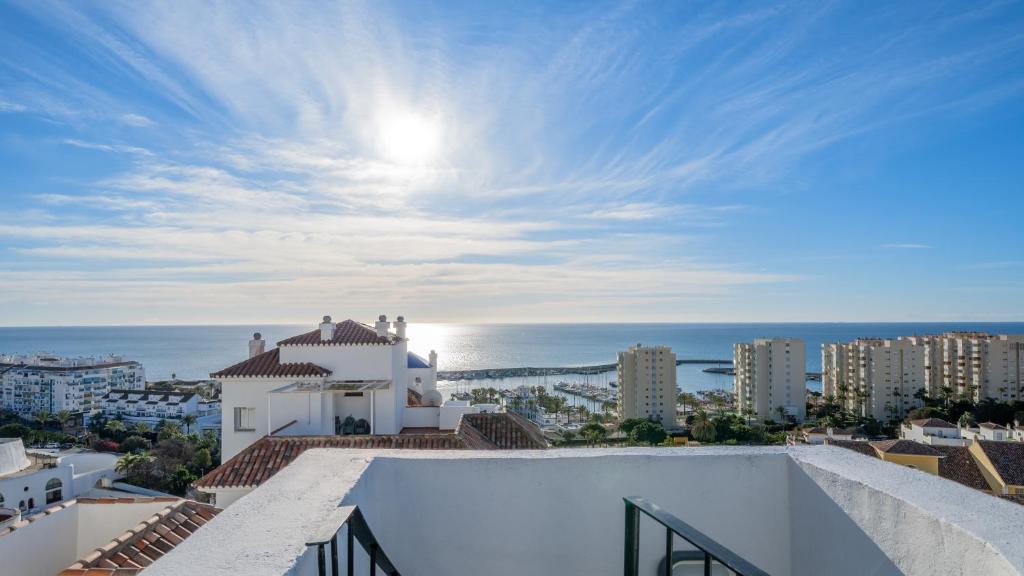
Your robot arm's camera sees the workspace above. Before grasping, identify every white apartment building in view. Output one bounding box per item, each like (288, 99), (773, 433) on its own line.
(0, 354), (145, 419)
(617, 344), (677, 426)
(823, 333), (1024, 421)
(99, 389), (201, 425)
(734, 338), (807, 423)
(213, 315), (487, 461)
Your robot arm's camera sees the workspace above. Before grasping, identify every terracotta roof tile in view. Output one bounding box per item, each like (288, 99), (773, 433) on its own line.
(210, 348), (330, 378)
(277, 319), (396, 347)
(825, 438), (879, 458)
(979, 422), (1008, 430)
(870, 439), (942, 456)
(932, 446), (990, 491)
(59, 500), (220, 576)
(909, 418), (957, 429)
(975, 440), (1024, 486)
(456, 413), (548, 450)
(194, 433), (470, 489)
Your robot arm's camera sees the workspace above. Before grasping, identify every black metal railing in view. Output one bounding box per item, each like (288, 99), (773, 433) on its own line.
(623, 497), (769, 576)
(305, 505), (401, 576)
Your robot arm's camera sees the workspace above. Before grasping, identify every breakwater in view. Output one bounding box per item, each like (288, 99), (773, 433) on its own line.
(437, 359), (731, 381)
(701, 366), (822, 381)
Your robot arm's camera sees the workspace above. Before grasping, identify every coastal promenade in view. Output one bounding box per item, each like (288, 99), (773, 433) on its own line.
(437, 358), (731, 381)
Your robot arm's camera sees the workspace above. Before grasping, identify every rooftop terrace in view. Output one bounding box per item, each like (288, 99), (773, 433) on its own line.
(149, 446), (1024, 576)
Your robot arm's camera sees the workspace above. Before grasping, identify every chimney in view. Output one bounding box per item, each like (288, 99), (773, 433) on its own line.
(429, 350), (437, 368)
(375, 315), (389, 338)
(248, 332), (265, 358)
(319, 315), (334, 342)
(394, 315), (407, 339)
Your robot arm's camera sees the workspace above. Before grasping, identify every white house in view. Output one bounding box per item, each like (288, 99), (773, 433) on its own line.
(213, 315), (485, 461)
(976, 422), (1010, 442)
(100, 389), (201, 425)
(0, 438), (120, 517)
(900, 417), (970, 446)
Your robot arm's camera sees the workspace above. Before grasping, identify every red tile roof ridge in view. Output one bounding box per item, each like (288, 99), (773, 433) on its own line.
(276, 319), (397, 347)
(211, 348), (331, 379)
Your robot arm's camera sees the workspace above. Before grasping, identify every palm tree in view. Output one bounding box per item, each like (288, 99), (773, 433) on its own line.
(181, 414), (198, 435)
(33, 410), (52, 429)
(133, 422), (152, 437)
(690, 411), (716, 443)
(115, 452), (152, 478)
(54, 410), (74, 433)
(105, 419), (126, 437)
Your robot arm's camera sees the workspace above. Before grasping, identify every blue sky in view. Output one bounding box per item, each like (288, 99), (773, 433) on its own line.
(0, 0), (1022, 325)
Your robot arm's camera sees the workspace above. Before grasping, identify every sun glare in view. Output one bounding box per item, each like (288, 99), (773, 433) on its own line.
(377, 110), (442, 166)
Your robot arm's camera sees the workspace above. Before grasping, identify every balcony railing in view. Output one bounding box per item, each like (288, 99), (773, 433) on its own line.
(305, 505), (401, 576)
(623, 496), (769, 576)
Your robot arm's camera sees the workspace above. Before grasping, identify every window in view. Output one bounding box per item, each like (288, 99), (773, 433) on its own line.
(45, 478), (62, 504)
(233, 407), (256, 431)
(0, 492), (3, 507)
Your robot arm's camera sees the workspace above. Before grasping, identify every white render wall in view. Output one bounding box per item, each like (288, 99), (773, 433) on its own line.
(220, 376), (324, 461)
(145, 447), (1024, 576)
(0, 499), (172, 576)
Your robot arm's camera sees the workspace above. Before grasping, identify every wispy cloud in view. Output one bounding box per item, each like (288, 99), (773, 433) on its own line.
(0, 1), (1021, 323)
(880, 243), (931, 250)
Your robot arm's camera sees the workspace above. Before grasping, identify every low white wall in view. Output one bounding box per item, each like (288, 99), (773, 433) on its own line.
(0, 438), (30, 475)
(789, 449), (1024, 576)
(439, 404), (475, 430)
(0, 503), (79, 576)
(347, 451), (795, 576)
(401, 407), (439, 429)
(75, 500), (175, 557)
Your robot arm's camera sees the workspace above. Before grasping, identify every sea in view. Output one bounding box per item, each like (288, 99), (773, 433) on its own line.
(3, 323), (1023, 412)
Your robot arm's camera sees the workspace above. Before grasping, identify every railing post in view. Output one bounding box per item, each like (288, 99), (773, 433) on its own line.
(624, 499), (640, 576)
(370, 542), (378, 576)
(664, 527), (673, 576)
(331, 533), (340, 576)
(347, 525), (354, 576)
(317, 543), (326, 576)
(704, 552), (711, 576)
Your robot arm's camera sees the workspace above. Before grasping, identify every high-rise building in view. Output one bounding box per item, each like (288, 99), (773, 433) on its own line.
(0, 354), (145, 419)
(617, 344), (677, 426)
(734, 338), (806, 423)
(822, 333), (1024, 421)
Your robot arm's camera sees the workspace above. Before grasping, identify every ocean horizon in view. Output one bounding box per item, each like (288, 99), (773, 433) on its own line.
(2, 322), (1023, 397)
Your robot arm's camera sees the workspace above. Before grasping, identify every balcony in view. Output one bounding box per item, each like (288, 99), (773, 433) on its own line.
(144, 447), (1024, 576)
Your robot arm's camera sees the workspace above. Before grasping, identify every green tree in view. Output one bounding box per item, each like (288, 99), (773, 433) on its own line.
(54, 410), (74, 432)
(181, 414), (198, 435)
(33, 410), (52, 429)
(629, 421), (667, 445)
(958, 411), (977, 428)
(133, 422), (152, 437)
(105, 419), (127, 438)
(619, 418), (650, 436)
(579, 422), (607, 445)
(120, 435), (151, 453)
(191, 448), (213, 475)
(167, 465), (197, 495)
(689, 411), (717, 443)
(158, 421), (183, 440)
(116, 452), (154, 481)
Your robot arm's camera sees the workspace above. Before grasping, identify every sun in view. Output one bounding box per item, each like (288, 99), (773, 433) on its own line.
(377, 110), (442, 166)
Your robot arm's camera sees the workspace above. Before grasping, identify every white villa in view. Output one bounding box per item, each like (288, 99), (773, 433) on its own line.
(213, 315), (491, 461)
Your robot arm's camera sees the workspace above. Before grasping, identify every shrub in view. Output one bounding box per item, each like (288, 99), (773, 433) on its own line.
(629, 421), (667, 445)
(120, 435), (152, 453)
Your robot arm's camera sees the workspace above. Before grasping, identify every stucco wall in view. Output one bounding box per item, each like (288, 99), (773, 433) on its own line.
(0, 502), (78, 576)
(402, 406), (440, 428)
(346, 451), (795, 576)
